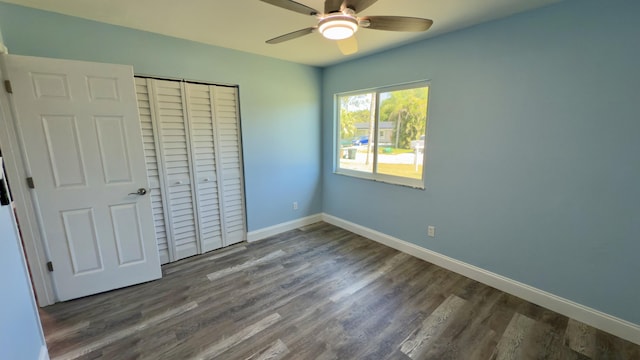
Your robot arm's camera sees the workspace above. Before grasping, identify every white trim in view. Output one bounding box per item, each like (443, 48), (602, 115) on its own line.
(39, 345), (49, 360)
(246, 214), (323, 242)
(322, 213), (640, 345)
(0, 56), (56, 306)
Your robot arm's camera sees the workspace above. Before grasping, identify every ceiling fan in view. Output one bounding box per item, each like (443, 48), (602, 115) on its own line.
(260, 0), (433, 55)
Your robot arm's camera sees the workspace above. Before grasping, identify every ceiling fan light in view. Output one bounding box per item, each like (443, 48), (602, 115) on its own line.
(318, 16), (358, 40)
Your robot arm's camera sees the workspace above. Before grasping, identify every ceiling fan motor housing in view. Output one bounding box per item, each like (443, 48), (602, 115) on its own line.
(318, 14), (359, 40)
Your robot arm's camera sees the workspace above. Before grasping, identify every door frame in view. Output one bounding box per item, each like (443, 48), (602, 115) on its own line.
(0, 56), (56, 306)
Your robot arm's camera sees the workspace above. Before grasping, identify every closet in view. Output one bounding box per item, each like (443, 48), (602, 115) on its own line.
(135, 77), (246, 264)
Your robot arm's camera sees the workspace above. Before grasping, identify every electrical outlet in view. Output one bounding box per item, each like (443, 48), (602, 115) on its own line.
(428, 226), (435, 238)
(293, 201), (298, 210)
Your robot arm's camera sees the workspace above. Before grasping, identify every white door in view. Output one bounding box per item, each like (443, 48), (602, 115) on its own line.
(4, 54), (161, 301)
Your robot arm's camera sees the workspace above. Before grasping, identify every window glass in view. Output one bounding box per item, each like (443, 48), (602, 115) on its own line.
(335, 82), (429, 188)
(376, 87), (428, 180)
(337, 93), (374, 173)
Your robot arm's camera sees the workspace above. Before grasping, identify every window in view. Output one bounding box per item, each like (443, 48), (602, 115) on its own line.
(335, 81), (429, 188)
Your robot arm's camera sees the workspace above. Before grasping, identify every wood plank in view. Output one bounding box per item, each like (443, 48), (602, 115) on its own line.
(565, 318), (597, 358)
(50, 301), (198, 360)
(244, 339), (290, 360)
(399, 294), (467, 359)
(193, 313), (281, 359)
(206, 250), (286, 281)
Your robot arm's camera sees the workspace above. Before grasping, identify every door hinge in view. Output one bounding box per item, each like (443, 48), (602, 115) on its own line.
(3, 80), (12, 94)
(46, 261), (54, 272)
(26, 177), (35, 189)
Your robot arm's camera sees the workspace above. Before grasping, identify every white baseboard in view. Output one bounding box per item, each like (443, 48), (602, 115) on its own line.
(322, 213), (640, 345)
(39, 345), (49, 360)
(246, 214), (323, 242)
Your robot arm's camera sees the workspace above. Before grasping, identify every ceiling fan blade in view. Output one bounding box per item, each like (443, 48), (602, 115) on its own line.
(260, 0), (319, 16)
(344, 0), (378, 13)
(324, 0), (344, 13)
(359, 16), (433, 31)
(266, 27), (316, 44)
(337, 36), (358, 55)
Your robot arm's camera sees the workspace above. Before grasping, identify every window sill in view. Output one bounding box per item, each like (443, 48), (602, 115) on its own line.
(334, 169), (425, 190)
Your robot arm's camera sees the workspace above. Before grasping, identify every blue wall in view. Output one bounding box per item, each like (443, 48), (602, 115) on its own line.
(0, 205), (45, 359)
(0, 2), (323, 231)
(0, 14), (45, 360)
(323, 0), (640, 325)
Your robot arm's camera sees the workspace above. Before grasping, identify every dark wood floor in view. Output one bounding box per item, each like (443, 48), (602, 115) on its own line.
(40, 222), (639, 360)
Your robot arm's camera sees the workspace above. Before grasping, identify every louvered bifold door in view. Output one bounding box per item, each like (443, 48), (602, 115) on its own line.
(185, 83), (224, 252)
(135, 78), (172, 264)
(212, 86), (246, 246)
(150, 79), (200, 260)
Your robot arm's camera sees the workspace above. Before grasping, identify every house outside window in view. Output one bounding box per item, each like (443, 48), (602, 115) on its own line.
(335, 81), (430, 188)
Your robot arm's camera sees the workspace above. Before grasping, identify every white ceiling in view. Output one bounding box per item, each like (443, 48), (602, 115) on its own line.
(2, 0), (561, 67)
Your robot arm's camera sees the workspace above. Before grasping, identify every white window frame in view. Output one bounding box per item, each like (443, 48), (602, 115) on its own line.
(334, 81), (430, 189)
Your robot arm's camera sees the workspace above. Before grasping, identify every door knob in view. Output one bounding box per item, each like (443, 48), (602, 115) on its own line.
(129, 188), (147, 196)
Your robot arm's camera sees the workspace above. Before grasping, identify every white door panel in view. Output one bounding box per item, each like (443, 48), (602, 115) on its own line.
(4, 54), (161, 301)
(135, 77), (172, 264)
(185, 82), (224, 253)
(150, 79), (200, 260)
(212, 86), (246, 246)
